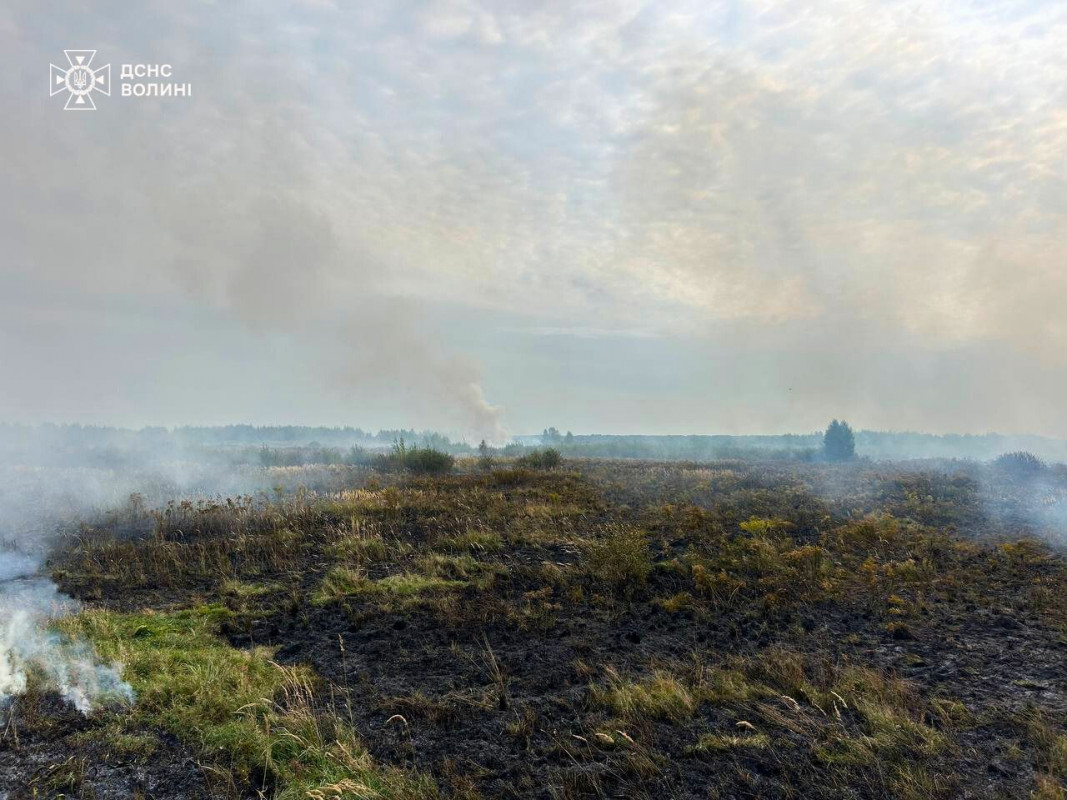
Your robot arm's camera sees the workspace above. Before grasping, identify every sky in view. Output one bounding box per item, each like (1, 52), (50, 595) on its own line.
(1, 1), (1065, 441)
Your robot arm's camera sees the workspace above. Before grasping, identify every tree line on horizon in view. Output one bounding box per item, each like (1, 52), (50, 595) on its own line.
(2, 421), (1066, 465)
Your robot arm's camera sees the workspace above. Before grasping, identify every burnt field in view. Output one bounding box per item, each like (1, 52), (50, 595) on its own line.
(5, 458), (1067, 799)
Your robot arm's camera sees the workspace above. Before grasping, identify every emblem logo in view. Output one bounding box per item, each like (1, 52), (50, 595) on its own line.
(50, 50), (111, 110)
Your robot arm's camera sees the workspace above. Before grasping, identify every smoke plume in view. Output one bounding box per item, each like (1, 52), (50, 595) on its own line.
(0, 449), (369, 716)
(0, 574), (132, 714)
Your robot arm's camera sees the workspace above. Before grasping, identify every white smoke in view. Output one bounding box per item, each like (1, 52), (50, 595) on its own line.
(0, 552), (37, 584)
(0, 565), (132, 715)
(0, 448), (383, 716)
(0, 461), (221, 716)
(978, 461), (1067, 548)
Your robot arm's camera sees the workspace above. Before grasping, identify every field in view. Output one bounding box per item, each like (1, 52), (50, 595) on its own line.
(3, 457), (1067, 798)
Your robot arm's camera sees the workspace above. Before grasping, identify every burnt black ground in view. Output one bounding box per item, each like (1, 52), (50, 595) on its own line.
(226, 581), (1067, 798)
(0, 693), (214, 799)
(41, 460), (1067, 798)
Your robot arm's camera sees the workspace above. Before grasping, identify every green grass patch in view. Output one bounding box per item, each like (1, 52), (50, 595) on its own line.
(312, 566), (468, 605)
(60, 607), (436, 799)
(325, 526), (393, 563)
(219, 578), (277, 599)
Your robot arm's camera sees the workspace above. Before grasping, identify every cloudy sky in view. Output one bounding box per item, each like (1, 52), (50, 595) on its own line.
(1, 1), (1065, 440)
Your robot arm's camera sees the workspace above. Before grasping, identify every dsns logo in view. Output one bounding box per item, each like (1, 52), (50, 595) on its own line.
(50, 50), (110, 110)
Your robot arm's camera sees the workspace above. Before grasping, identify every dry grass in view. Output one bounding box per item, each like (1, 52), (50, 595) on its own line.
(313, 567), (467, 606)
(588, 647), (955, 796)
(46, 462), (1067, 798)
(591, 667), (695, 722)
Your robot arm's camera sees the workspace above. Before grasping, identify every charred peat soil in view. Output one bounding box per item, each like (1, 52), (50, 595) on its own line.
(8, 460), (1067, 798)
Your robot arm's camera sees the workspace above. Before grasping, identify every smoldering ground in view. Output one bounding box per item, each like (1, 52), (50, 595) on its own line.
(803, 454), (1067, 548)
(0, 440), (382, 717)
(979, 457), (1067, 547)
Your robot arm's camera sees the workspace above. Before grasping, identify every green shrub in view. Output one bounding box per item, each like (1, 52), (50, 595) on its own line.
(517, 448), (562, 469)
(376, 439), (455, 474)
(403, 447), (455, 473)
(994, 451), (1046, 477)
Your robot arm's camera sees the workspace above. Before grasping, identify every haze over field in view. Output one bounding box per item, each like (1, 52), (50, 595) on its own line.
(2, 1), (1066, 440)
(5, 5), (1067, 795)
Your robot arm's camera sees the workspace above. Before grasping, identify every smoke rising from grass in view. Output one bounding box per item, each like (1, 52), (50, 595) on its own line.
(0, 449), (371, 716)
(978, 458), (1067, 548)
(333, 314), (507, 445)
(0, 464), (147, 715)
(0, 575), (132, 714)
(161, 190), (508, 443)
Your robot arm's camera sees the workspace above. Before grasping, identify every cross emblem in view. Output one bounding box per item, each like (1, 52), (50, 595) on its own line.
(50, 50), (111, 111)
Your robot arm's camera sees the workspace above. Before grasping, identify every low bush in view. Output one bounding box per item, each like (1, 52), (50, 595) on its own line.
(994, 451), (1046, 477)
(516, 448), (562, 470)
(376, 440), (455, 474)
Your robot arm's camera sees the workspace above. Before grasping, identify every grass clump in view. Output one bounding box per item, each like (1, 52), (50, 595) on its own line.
(313, 565), (371, 604)
(374, 572), (468, 596)
(219, 578), (275, 599)
(71, 724), (160, 762)
(417, 553), (499, 590)
(590, 667), (695, 722)
(326, 522), (392, 563)
(688, 732), (771, 753)
(586, 525), (652, 596)
(60, 607), (435, 799)
(434, 529), (503, 555)
(1013, 706), (1067, 786)
(689, 517), (836, 611)
(313, 566), (468, 605)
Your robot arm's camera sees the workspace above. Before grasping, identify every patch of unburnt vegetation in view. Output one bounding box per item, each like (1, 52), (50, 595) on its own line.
(376, 440), (456, 474)
(515, 448), (563, 470)
(56, 607), (437, 799)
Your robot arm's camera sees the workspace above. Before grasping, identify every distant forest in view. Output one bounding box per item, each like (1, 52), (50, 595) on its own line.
(523, 429), (1067, 463)
(2, 423), (1067, 468)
